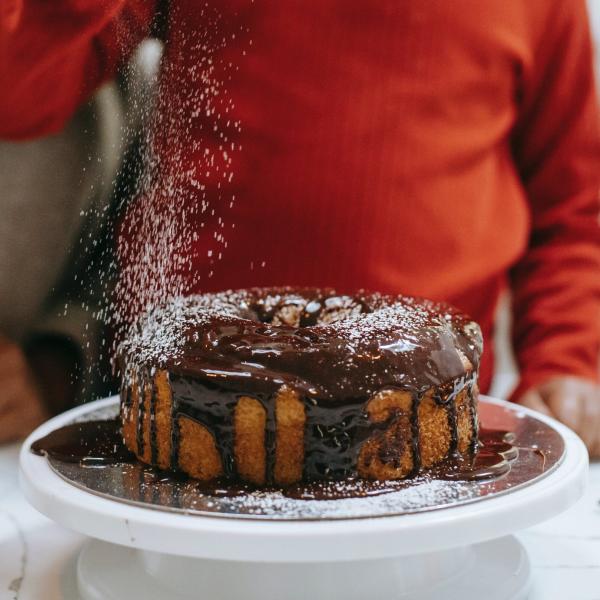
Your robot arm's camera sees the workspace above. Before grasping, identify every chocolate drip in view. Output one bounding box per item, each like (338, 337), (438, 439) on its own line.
(170, 413), (181, 471)
(302, 396), (372, 479)
(446, 401), (458, 455)
(433, 376), (471, 456)
(136, 371), (146, 457)
(169, 367), (181, 471)
(171, 377), (238, 477)
(121, 380), (133, 409)
(149, 375), (158, 465)
(119, 379), (131, 435)
(410, 392), (422, 473)
(263, 397), (277, 484)
(468, 382), (479, 453)
(439, 429), (517, 481)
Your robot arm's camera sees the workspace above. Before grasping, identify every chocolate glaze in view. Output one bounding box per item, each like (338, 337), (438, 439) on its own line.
(136, 370), (146, 458)
(169, 375), (384, 479)
(31, 419), (135, 465)
(30, 420), (523, 499)
(433, 429), (517, 482)
(149, 375), (159, 465)
(118, 288), (484, 482)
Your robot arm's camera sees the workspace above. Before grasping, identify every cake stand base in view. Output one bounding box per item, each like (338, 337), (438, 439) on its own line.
(77, 536), (530, 600)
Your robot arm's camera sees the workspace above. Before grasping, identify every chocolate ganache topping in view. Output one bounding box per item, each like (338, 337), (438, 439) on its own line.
(120, 288), (482, 400)
(118, 288), (483, 481)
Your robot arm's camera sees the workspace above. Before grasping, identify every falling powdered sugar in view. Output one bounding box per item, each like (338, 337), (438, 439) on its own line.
(54, 3), (255, 400)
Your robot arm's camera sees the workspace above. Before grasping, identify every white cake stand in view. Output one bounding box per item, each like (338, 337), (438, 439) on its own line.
(20, 396), (587, 600)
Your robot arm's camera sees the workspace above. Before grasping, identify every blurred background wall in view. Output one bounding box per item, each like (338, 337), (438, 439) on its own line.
(589, 0), (600, 81)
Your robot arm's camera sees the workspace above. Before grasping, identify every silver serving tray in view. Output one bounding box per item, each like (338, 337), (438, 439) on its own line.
(44, 397), (564, 521)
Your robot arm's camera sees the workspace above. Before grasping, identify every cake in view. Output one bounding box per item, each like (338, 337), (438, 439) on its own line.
(118, 288), (482, 485)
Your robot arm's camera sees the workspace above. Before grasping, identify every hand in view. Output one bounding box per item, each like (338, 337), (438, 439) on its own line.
(24, 334), (81, 416)
(0, 339), (48, 445)
(517, 376), (600, 457)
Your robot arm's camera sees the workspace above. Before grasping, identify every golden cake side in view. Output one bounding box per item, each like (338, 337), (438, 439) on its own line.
(122, 368), (478, 485)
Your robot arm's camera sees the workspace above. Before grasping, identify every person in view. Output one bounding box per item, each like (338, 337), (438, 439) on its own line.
(0, 84), (124, 442)
(0, 23), (160, 442)
(1, 1), (599, 451)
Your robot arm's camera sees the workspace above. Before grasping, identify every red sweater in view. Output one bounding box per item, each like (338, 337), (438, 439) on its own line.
(1, 0), (599, 396)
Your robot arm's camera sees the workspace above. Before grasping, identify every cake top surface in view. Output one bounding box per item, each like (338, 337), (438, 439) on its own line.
(119, 287), (482, 400)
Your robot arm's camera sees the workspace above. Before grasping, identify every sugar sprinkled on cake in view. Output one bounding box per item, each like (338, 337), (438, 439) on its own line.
(119, 288), (482, 398)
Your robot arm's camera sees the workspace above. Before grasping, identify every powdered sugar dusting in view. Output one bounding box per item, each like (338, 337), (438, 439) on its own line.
(175, 477), (476, 519)
(118, 288), (482, 399)
(118, 292), (243, 367)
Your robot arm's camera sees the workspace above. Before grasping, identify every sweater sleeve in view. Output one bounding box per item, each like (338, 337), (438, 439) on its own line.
(0, 0), (155, 140)
(509, 0), (600, 399)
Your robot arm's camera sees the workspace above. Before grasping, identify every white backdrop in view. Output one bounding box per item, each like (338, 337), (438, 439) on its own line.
(589, 0), (600, 77)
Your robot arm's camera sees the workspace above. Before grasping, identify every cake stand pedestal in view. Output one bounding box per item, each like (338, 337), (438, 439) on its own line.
(75, 535), (529, 600)
(19, 397), (587, 600)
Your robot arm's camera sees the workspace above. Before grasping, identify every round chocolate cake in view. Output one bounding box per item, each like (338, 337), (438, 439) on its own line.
(118, 288), (482, 485)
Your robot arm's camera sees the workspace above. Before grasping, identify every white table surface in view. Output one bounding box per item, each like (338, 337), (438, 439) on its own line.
(1, 442), (600, 600)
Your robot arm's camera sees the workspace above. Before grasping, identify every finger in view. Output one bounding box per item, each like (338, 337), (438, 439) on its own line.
(545, 388), (584, 438)
(590, 386), (600, 450)
(591, 410), (600, 458)
(517, 389), (553, 417)
(578, 392), (600, 454)
(581, 386), (600, 457)
(591, 435), (600, 459)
